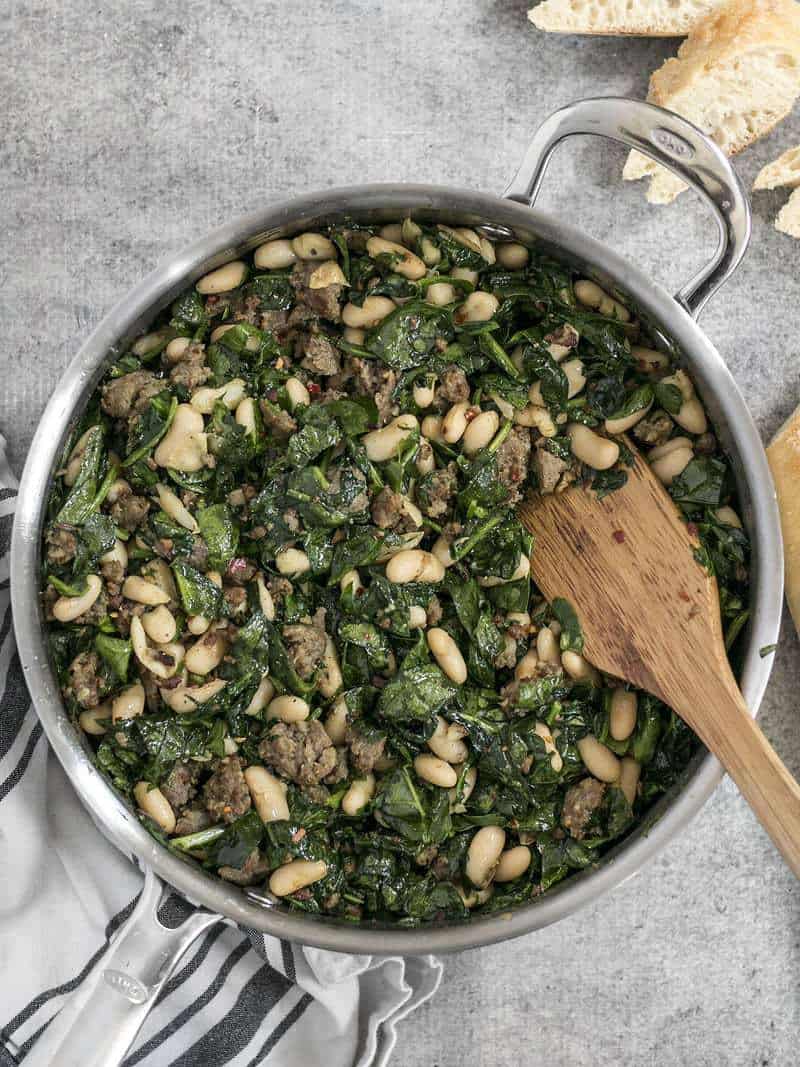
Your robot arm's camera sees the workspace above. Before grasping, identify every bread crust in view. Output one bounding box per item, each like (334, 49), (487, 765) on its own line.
(528, 1), (719, 36)
(767, 400), (800, 631)
(754, 145), (800, 190)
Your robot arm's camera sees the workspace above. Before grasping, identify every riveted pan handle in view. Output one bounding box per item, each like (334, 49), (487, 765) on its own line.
(503, 97), (751, 320)
(24, 869), (220, 1067)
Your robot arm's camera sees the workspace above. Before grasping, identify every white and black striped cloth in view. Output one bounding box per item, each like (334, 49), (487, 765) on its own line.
(0, 435), (441, 1067)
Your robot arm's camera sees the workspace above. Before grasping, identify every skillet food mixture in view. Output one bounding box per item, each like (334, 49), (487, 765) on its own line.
(43, 221), (750, 921)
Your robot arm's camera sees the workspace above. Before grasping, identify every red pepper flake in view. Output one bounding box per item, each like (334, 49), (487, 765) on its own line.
(307, 381), (321, 395)
(465, 407), (479, 422)
(686, 522), (699, 538)
(291, 827), (306, 844)
(612, 529), (625, 543)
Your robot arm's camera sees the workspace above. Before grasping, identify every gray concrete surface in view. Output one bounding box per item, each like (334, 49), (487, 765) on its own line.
(2, 1), (799, 1064)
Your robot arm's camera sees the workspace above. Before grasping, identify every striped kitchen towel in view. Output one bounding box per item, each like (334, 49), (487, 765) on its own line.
(0, 434), (441, 1067)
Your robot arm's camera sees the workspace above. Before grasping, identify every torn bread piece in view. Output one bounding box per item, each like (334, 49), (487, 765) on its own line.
(754, 145), (800, 190)
(767, 402), (800, 632)
(623, 0), (800, 205)
(529, 0), (721, 37)
(775, 188), (800, 237)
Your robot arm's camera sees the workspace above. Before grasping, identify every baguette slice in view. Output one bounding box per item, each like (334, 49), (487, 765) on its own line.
(528, 0), (721, 36)
(775, 187), (800, 236)
(623, 0), (800, 205)
(767, 402), (800, 633)
(754, 145), (800, 190)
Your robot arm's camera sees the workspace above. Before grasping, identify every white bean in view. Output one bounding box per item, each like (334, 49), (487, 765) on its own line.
(561, 650), (600, 685)
(420, 237), (441, 266)
(160, 677), (227, 713)
(185, 631), (226, 676)
(431, 536), (454, 569)
(514, 648), (539, 681)
(106, 478), (131, 505)
(535, 721), (563, 772)
(619, 756), (641, 806)
(514, 404), (557, 437)
(275, 547), (311, 577)
(165, 337), (190, 361)
(52, 574), (102, 623)
(494, 845), (532, 882)
(366, 236), (426, 280)
(427, 628), (467, 684)
(427, 715), (468, 763)
(111, 683), (145, 722)
(536, 626), (561, 665)
(610, 688), (637, 741)
(343, 326), (365, 344)
(342, 772), (376, 815)
(155, 482), (198, 532)
(142, 605), (177, 645)
(132, 328), (172, 358)
(187, 615), (211, 635)
(285, 377), (310, 409)
(716, 506), (742, 529)
(442, 402), (470, 444)
(577, 735), (621, 783)
(605, 399), (654, 436)
(291, 233), (336, 260)
(649, 436), (693, 460)
(245, 674), (276, 716)
(134, 782), (176, 833)
(567, 423), (620, 470)
(267, 694), (310, 723)
(79, 702), (111, 735)
(663, 370), (707, 435)
(324, 695), (349, 745)
(574, 279), (630, 321)
(269, 859), (327, 897)
(477, 554), (529, 587)
(408, 605), (428, 628)
(420, 414), (443, 442)
(438, 224), (483, 255)
(245, 765), (290, 822)
(414, 753), (458, 788)
(256, 575), (276, 620)
(154, 404), (208, 472)
(452, 266), (478, 285)
(496, 242), (529, 269)
(415, 440), (436, 474)
(362, 414), (418, 462)
(130, 617), (184, 679)
(122, 575), (170, 606)
(401, 218), (422, 244)
(235, 396), (258, 437)
(342, 296), (395, 328)
(196, 260), (247, 295)
(386, 549), (445, 584)
(308, 260), (347, 289)
(254, 238), (297, 270)
(317, 637), (343, 698)
(479, 237), (496, 264)
(100, 539), (128, 573)
(466, 826), (506, 888)
(425, 282), (456, 307)
(379, 223), (404, 243)
(455, 291), (499, 324)
(650, 443), (693, 485)
(632, 346), (670, 373)
(462, 410), (499, 455)
(339, 569), (363, 596)
(374, 530), (424, 563)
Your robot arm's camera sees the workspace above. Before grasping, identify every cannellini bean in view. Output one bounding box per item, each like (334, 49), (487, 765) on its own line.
(122, 575), (170, 606)
(112, 683), (145, 722)
(425, 282), (456, 306)
(317, 637), (343, 698)
(408, 605), (428, 628)
(185, 630), (226, 676)
(649, 436), (693, 460)
(420, 237), (441, 265)
(132, 328), (172, 357)
(479, 237), (496, 264)
(106, 478), (132, 505)
(427, 627), (468, 684)
(292, 233), (336, 260)
(339, 569), (363, 596)
(130, 617), (184, 679)
(245, 674), (276, 716)
(402, 218), (422, 244)
(275, 547), (311, 577)
(343, 326), (366, 344)
(342, 772), (377, 815)
(421, 414), (443, 442)
(477, 554), (530, 587)
(324, 695), (349, 745)
(577, 735), (621, 783)
(462, 410), (499, 455)
(439, 224), (484, 255)
(568, 423), (620, 470)
(362, 414), (418, 462)
(610, 688), (638, 741)
(457, 883), (494, 909)
(223, 737), (239, 756)
(100, 539), (128, 572)
(663, 370), (707, 435)
(414, 753), (458, 788)
(431, 536), (454, 569)
(574, 279), (630, 321)
(561, 650), (600, 685)
(529, 359), (585, 406)
(142, 605), (177, 645)
(449, 765), (478, 813)
(507, 611), (531, 628)
(187, 615), (211, 635)
(342, 296), (395, 328)
(379, 222), (404, 243)
(366, 236), (426, 280)
(285, 377), (310, 409)
(160, 677), (227, 713)
(63, 428), (96, 486)
(466, 826), (506, 888)
(514, 404), (557, 437)
(716, 506), (742, 529)
(605, 399), (654, 436)
(269, 859), (328, 897)
(492, 393), (514, 419)
(455, 291), (499, 324)
(154, 404), (207, 472)
(52, 574), (102, 622)
(374, 530), (424, 563)
(267, 694), (310, 723)
(494, 845), (532, 882)
(245, 765), (290, 823)
(235, 397), (258, 437)
(413, 378), (437, 408)
(442, 402), (470, 443)
(196, 260), (247, 295)
(79, 701), (111, 736)
(452, 266), (479, 285)
(190, 379), (246, 415)
(415, 440), (436, 474)
(632, 346), (670, 373)
(619, 756), (641, 806)
(155, 482), (198, 532)
(496, 242), (530, 269)
(134, 782), (176, 833)
(649, 438), (693, 485)
(256, 574), (276, 620)
(386, 549), (445, 584)
(165, 337), (190, 361)
(308, 260), (347, 289)
(427, 716), (469, 763)
(254, 238), (297, 270)
(535, 721), (563, 772)
(514, 648), (539, 681)
(536, 626), (561, 666)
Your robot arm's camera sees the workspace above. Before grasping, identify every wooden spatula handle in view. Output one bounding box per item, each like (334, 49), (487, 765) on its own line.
(680, 682), (800, 878)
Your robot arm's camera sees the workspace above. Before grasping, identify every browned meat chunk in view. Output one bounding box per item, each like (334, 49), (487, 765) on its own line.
(219, 849), (270, 886)
(167, 341), (211, 391)
(325, 746), (349, 785)
(259, 400), (298, 440)
(291, 261), (343, 322)
(225, 557), (258, 585)
(534, 442), (570, 494)
(67, 651), (104, 709)
(426, 596), (443, 627)
(259, 720), (337, 790)
(371, 487), (404, 529)
(438, 365), (470, 404)
(203, 757), (252, 824)
(631, 411), (673, 448)
(187, 538), (209, 571)
(349, 358), (397, 425)
(74, 589), (108, 626)
(345, 725), (386, 775)
(110, 490), (150, 532)
(224, 585), (248, 616)
(100, 556), (126, 594)
(101, 372), (163, 420)
(297, 332), (341, 376)
(496, 427), (532, 503)
(161, 762), (200, 811)
(45, 526), (77, 566)
(173, 807), (211, 837)
(282, 621), (327, 679)
(561, 777), (606, 840)
(544, 323), (579, 353)
(695, 432), (716, 455)
(419, 462), (458, 519)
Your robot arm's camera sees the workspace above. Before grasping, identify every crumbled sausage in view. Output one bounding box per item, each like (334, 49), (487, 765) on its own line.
(173, 806), (211, 837)
(161, 762), (200, 811)
(496, 427), (532, 503)
(426, 596), (443, 627)
(371, 487), (405, 529)
(218, 849), (270, 886)
(533, 441), (570, 495)
(345, 725), (386, 775)
(561, 777), (606, 840)
(282, 621), (327, 679)
(297, 332), (341, 376)
(291, 261), (343, 322)
(67, 652), (104, 709)
(438, 365), (470, 404)
(348, 358), (397, 425)
(325, 746), (349, 785)
(259, 400), (298, 439)
(259, 720), (338, 792)
(203, 756), (252, 824)
(101, 371), (163, 420)
(543, 323), (579, 351)
(167, 341), (211, 391)
(419, 462), (458, 519)
(100, 557), (125, 595)
(225, 557), (258, 585)
(45, 525), (77, 566)
(631, 411), (673, 448)
(110, 490), (150, 532)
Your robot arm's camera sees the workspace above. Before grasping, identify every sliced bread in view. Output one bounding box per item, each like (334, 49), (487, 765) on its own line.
(754, 144), (800, 190)
(528, 0), (721, 37)
(767, 401), (800, 632)
(622, 0), (800, 205)
(775, 188), (800, 236)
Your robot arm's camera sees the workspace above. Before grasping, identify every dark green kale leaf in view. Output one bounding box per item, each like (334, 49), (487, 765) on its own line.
(287, 405), (341, 468)
(94, 633), (132, 684)
(551, 598), (584, 653)
(196, 503), (239, 570)
(57, 426), (106, 524)
(366, 301), (452, 371)
(377, 663), (457, 723)
(669, 457), (728, 509)
(171, 559), (225, 618)
(373, 767), (452, 844)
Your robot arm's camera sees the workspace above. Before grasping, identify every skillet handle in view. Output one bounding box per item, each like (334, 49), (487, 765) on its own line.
(24, 868), (220, 1067)
(503, 97), (751, 320)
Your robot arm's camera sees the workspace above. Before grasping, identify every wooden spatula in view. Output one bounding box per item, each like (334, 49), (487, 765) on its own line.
(517, 440), (800, 877)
